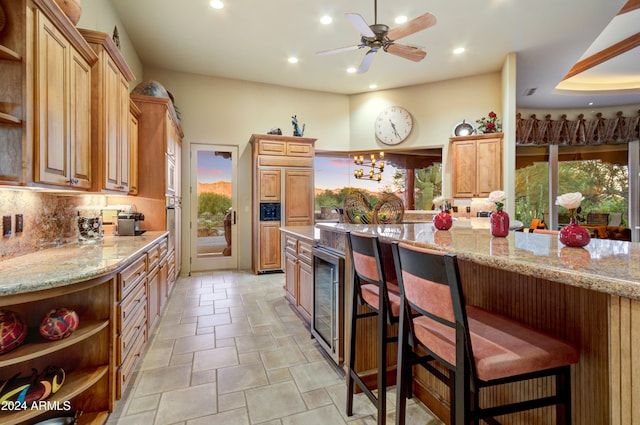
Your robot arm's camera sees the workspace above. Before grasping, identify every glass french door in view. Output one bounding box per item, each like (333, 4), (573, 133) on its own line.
(190, 144), (238, 272)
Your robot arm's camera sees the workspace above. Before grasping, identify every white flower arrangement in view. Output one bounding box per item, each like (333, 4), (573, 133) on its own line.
(487, 190), (506, 211)
(555, 192), (584, 215)
(432, 195), (451, 212)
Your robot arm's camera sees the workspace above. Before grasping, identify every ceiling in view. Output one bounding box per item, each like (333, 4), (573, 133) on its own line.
(111, 0), (640, 109)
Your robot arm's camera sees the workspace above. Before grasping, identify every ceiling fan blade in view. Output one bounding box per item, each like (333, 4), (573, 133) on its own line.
(357, 49), (378, 74)
(345, 13), (375, 37)
(387, 12), (437, 41)
(385, 43), (427, 62)
(316, 44), (365, 56)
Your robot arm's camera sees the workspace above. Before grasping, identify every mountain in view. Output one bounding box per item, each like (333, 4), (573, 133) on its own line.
(198, 181), (232, 197)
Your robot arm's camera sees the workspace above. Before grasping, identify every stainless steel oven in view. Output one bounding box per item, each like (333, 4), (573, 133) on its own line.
(311, 245), (345, 365)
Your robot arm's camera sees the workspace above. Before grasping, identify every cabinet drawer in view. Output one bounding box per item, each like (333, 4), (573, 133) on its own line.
(118, 254), (147, 299)
(159, 237), (169, 259)
(258, 140), (285, 156)
(118, 279), (146, 334)
(148, 244), (161, 270)
(117, 323), (146, 399)
(286, 142), (313, 157)
(285, 235), (298, 254)
(298, 240), (313, 264)
(117, 303), (146, 365)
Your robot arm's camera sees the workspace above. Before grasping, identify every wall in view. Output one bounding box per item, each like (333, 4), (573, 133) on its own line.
(349, 72), (503, 200)
(141, 67), (350, 271)
(76, 0), (143, 88)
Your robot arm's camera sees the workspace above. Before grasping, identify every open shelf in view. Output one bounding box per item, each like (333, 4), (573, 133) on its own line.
(0, 111), (21, 125)
(0, 45), (21, 61)
(0, 320), (109, 368)
(0, 365), (109, 425)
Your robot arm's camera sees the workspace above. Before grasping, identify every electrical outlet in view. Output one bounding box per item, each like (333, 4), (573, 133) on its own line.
(2, 215), (11, 237)
(15, 214), (23, 233)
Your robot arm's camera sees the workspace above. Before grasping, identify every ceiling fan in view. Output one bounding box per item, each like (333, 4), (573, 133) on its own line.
(316, 0), (437, 74)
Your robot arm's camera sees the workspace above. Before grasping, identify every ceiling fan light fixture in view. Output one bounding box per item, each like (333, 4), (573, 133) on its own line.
(320, 15), (333, 25)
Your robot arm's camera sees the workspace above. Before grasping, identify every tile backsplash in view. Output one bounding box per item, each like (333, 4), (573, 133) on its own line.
(0, 189), (109, 261)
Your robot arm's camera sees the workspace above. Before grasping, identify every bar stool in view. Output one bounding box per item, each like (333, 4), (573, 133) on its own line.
(346, 231), (401, 425)
(391, 242), (580, 425)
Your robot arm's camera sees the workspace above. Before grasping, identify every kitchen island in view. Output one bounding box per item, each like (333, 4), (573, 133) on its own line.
(0, 231), (170, 425)
(316, 221), (640, 425)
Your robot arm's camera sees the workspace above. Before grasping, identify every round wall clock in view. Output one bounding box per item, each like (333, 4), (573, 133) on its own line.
(375, 106), (413, 145)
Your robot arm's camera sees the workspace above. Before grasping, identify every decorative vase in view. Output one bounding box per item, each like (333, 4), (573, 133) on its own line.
(54, 0), (82, 26)
(490, 210), (509, 237)
(433, 211), (452, 231)
(559, 217), (590, 247)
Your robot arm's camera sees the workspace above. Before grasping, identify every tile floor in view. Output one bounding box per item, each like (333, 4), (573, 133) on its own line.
(107, 270), (443, 425)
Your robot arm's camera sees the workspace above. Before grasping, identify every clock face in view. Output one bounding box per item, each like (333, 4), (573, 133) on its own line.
(375, 106), (413, 145)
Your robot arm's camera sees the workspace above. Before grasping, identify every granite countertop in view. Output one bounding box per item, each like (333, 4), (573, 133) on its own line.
(0, 231), (168, 297)
(316, 222), (640, 300)
(280, 226), (320, 243)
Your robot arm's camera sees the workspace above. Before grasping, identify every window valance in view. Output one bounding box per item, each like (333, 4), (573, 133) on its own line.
(516, 111), (640, 146)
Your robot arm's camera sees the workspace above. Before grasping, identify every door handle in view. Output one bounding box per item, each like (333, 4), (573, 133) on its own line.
(233, 210), (236, 225)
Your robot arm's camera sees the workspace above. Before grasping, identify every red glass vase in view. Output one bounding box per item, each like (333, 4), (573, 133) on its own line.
(433, 211), (452, 230)
(559, 217), (590, 247)
(490, 210), (509, 237)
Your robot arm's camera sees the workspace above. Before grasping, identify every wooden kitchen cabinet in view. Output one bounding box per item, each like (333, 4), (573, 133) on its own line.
(132, 94), (184, 278)
(250, 134), (316, 274)
(283, 233), (314, 324)
(0, 277), (112, 425)
(259, 169), (281, 201)
(79, 28), (135, 193)
(451, 133), (503, 198)
(129, 100), (141, 195)
(284, 169), (314, 226)
(34, 9), (94, 189)
(0, 0), (97, 187)
(132, 95), (183, 200)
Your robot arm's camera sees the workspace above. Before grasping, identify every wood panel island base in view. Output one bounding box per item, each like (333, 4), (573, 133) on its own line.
(315, 222), (640, 425)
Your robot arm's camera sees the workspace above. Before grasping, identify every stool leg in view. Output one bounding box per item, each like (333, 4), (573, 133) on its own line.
(395, 305), (409, 425)
(377, 299), (387, 425)
(556, 366), (571, 425)
(346, 276), (359, 416)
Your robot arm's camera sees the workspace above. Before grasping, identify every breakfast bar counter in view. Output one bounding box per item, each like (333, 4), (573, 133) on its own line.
(316, 221), (640, 425)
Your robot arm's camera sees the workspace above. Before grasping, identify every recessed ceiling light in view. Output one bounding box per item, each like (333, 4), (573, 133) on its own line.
(453, 47), (465, 55)
(209, 0), (223, 9)
(369, 84), (378, 89)
(347, 67), (357, 73)
(588, 102), (594, 106)
(320, 15), (333, 25)
(288, 57), (299, 64)
(395, 16), (408, 24)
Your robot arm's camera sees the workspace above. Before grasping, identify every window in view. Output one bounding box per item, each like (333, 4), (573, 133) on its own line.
(516, 144), (629, 229)
(314, 150), (442, 214)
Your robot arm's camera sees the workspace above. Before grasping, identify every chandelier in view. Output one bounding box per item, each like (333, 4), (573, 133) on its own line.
(354, 152), (385, 182)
